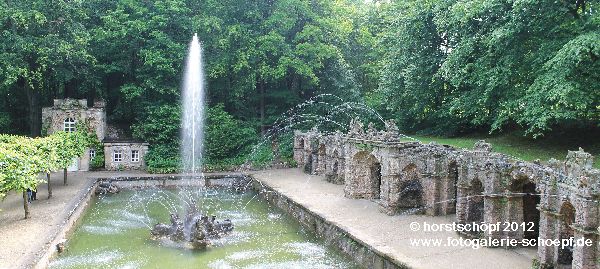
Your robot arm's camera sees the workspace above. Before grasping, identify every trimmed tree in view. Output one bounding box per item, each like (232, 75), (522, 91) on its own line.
(0, 136), (44, 218)
(32, 136), (62, 198)
(52, 131), (88, 186)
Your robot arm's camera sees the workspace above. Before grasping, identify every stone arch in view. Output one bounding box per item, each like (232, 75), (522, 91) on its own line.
(465, 178), (485, 235)
(349, 151), (382, 199)
(396, 163), (423, 211)
(557, 201), (576, 266)
(508, 175), (540, 240)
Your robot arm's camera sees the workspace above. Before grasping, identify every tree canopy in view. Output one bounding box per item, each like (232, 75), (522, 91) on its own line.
(0, 0), (597, 172)
(376, 0), (599, 137)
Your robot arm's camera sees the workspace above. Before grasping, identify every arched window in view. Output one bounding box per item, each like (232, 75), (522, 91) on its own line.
(64, 117), (76, 132)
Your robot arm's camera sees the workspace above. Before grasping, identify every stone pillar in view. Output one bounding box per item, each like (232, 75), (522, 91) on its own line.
(379, 174), (400, 215)
(483, 196), (504, 240)
(343, 144), (356, 198)
(317, 153), (326, 175)
(456, 185), (469, 224)
(422, 174), (440, 216)
(337, 156), (346, 184)
(537, 209), (558, 267)
(311, 152), (319, 175)
(441, 158), (459, 215)
(504, 193), (525, 240)
(572, 197), (599, 269)
(439, 170), (452, 215)
(293, 134), (305, 167)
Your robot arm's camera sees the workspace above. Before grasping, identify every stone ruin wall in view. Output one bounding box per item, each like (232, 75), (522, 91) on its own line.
(293, 119), (600, 269)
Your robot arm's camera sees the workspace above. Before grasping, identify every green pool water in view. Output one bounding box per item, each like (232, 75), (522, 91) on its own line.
(49, 187), (360, 269)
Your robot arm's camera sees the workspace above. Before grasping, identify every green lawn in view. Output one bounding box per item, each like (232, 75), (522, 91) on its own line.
(406, 132), (600, 169)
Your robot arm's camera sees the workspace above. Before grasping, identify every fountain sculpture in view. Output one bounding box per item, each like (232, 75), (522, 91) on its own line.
(151, 202), (233, 249)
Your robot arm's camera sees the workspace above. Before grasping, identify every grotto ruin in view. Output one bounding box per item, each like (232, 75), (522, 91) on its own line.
(294, 119), (600, 269)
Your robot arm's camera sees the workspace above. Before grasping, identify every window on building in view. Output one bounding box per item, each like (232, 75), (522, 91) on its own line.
(90, 149), (96, 159)
(131, 150), (140, 162)
(113, 150), (123, 162)
(64, 117), (76, 132)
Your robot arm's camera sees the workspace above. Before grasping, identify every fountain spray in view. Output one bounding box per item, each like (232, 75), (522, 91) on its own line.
(181, 33), (206, 174)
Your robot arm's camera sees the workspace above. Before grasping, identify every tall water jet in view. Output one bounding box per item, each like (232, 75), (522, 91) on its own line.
(181, 33), (206, 173)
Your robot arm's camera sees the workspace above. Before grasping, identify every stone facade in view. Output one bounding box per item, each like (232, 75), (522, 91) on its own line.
(42, 99), (150, 171)
(104, 142), (149, 171)
(42, 99), (107, 171)
(294, 119), (600, 269)
(42, 99), (106, 140)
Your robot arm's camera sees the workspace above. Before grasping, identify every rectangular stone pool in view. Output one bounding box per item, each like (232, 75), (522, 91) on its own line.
(49, 186), (360, 269)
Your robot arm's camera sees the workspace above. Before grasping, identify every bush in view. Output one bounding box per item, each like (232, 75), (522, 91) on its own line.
(247, 142), (274, 168)
(132, 104), (181, 146)
(145, 144), (181, 174)
(205, 104), (257, 161)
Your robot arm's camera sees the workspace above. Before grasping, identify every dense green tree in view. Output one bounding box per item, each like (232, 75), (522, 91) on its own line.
(376, 0), (599, 137)
(378, 1), (451, 134)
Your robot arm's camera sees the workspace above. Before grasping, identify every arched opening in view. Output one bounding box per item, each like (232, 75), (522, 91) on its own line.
(447, 161), (459, 214)
(509, 177), (540, 240)
(331, 150), (339, 176)
(558, 202), (576, 266)
(522, 182), (540, 239)
(304, 154), (313, 173)
(318, 144), (326, 173)
(466, 179), (485, 235)
(397, 164), (423, 211)
(372, 162), (382, 198)
(351, 151), (381, 199)
(332, 160), (339, 175)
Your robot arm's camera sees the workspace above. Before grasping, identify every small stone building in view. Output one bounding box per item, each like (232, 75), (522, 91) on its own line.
(42, 99), (106, 171)
(42, 98), (149, 171)
(104, 141), (149, 170)
(294, 118), (600, 269)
